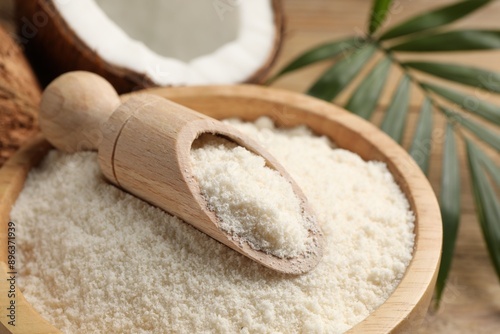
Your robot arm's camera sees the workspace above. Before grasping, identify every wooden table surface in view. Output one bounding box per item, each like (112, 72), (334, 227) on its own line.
(1, 0), (499, 333)
(270, 1), (500, 333)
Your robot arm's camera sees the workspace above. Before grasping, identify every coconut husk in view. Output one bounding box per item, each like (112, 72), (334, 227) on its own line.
(0, 24), (40, 167)
(16, 0), (284, 94)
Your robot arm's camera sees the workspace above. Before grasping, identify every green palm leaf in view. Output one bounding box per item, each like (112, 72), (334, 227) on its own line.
(380, 0), (492, 40)
(435, 123), (461, 306)
(405, 61), (500, 94)
(345, 57), (392, 119)
(369, 0), (393, 34)
(468, 141), (500, 187)
(307, 45), (376, 101)
(391, 30), (500, 52)
(272, 0), (500, 299)
(380, 75), (411, 143)
(466, 139), (500, 279)
(268, 37), (360, 82)
(423, 82), (500, 124)
(442, 108), (500, 151)
(474, 146), (500, 186)
(409, 98), (433, 174)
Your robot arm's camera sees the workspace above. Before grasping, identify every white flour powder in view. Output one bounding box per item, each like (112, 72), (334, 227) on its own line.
(190, 134), (310, 258)
(12, 117), (415, 333)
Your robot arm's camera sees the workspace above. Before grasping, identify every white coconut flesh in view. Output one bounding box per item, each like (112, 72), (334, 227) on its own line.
(53, 0), (276, 85)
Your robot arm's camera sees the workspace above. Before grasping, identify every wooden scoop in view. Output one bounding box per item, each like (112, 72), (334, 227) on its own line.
(39, 71), (323, 274)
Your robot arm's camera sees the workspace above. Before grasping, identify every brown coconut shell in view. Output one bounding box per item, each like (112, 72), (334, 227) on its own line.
(16, 0), (284, 94)
(0, 24), (40, 167)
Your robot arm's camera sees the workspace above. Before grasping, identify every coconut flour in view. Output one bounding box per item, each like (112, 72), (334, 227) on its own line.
(12, 117), (415, 333)
(190, 134), (311, 258)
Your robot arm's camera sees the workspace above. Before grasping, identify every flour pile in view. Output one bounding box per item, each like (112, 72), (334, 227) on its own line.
(12, 117), (415, 333)
(191, 134), (311, 258)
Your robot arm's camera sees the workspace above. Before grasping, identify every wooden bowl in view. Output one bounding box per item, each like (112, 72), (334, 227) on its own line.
(0, 85), (441, 333)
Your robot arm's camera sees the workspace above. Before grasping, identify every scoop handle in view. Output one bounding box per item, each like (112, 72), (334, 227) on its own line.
(39, 71), (121, 152)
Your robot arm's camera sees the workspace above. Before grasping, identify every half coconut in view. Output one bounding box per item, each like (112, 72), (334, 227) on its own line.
(17, 0), (283, 93)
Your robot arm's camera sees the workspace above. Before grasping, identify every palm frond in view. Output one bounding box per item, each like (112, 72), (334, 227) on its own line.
(271, 0), (500, 307)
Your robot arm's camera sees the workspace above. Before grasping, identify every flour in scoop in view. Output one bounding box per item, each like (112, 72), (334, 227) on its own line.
(12, 117), (415, 333)
(190, 134), (311, 258)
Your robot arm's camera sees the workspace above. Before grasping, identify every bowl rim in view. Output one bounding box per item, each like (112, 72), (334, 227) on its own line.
(0, 84), (442, 334)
